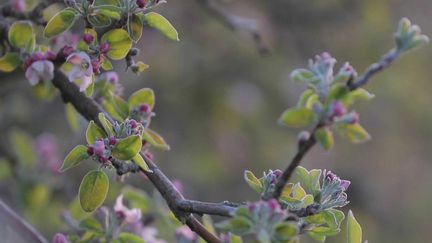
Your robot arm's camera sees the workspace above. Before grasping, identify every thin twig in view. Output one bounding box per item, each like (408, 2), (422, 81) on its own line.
(270, 48), (402, 200)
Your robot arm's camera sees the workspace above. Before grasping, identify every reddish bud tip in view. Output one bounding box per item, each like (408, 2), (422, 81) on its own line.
(139, 104), (151, 113)
(108, 136), (117, 146)
(87, 146), (94, 156)
(99, 43), (110, 53)
(83, 33), (94, 44)
(136, 0), (145, 8)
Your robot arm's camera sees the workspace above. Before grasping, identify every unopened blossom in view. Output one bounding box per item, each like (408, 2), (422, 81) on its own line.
(114, 194), (142, 224)
(25, 60), (54, 86)
(66, 52), (93, 92)
(52, 233), (68, 243)
(137, 226), (166, 243)
(51, 32), (80, 52)
(10, 0), (25, 12)
(35, 134), (61, 173)
(175, 226), (197, 243)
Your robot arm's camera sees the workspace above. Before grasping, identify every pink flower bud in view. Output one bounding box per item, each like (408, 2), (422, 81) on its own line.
(108, 136), (117, 146)
(331, 101), (346, 118)
(45, 51), (57, 61)
(91, 59), (101, 74)
(99, 43), (110, 53)
(87, 146), (94, 156)
(136, 0), (146, 8)
(340, 180), (351, 190)
(52, 233), (68, 243)
(93, 140), (105, 156)
(83, 33), (94, 44)
(62, 46), (75, 57)
(32, 52), (45, 61)
(139, 104), (151, 113)
(267, 199), (279, 211)
(129, 119), (138, 129)
(273, 169), (283, 178)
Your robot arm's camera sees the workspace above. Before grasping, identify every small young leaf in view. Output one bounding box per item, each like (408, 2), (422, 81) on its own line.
(79, 170), (109, 212)
(143, 12), (179, 41)
(65, 103), (79, 131)
(291, 69), (317, 83)
(279, 107), (316, 128)
(335, 123), (371, 144)
(128, 14), (144, 42)
(79, 218), (103, 232)
(60, 145), (89, 172)
(217, 218), (253, 235)
(117, 232), (145, 243)
(315, 127), (334, 150)
(142, 129), (170, 150)
(244, 170), (263, 194)
(101, 29), (133, 60)
(98, 113), (114, 135)
(0, 52), (21, 72)
(8, 21), (35, 51)
(112, 135), (142, 160)
(128, 88), (155, 110)
(347, 210), (362, 243)
(86, 121), (107, 144)
(274, 223), (298, 241)
(133, 153), (152, 172)
(88, 13), (112, 28)
(44, 8), (79, 38)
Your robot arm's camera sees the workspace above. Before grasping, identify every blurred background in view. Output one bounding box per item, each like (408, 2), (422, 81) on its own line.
(0, 0), (431, 242)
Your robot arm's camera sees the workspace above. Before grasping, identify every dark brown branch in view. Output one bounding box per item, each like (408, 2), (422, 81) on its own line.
(266, 129), (317, 200)
(177, 200), (238, 217)
(51, 69), (222, 242)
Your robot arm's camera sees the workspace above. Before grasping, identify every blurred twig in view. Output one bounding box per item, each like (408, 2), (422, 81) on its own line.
(269, 48), (405, 200)
(196, 0), (269, 55)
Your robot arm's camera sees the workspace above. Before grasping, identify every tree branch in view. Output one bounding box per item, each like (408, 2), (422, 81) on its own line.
(51, 68), (223, 242)
(269, 48), (404, 200)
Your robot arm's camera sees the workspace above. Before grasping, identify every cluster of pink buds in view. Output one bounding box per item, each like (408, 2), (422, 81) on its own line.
(86, 137), (118, 165)
(131, 103), (155, 126)
(125, 119), (144, 136)
(24, 51), (56, 70)
(246, 199), (287, 223)
(324, 170), (351, 191)
(91, 43), (111, 74)
(327, 101), (359, 125)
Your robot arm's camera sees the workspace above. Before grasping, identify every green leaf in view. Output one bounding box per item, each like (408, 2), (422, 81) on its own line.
(274, 223), (297, 241)
(335, 123), (371, 144)
(143, 12), (179, 41)
(132, 61), (149, 74)
(142, 129), (170, 150)
(341, 88), (374, 107)
(244, 170), (263, 194)
(128, 14), (144, 42)
(95, 6), (121, 20)
(0, 52), (21, 72)
(65, 103), (79, 131)
(98, 113), (114, 135)
(347, 210), (362, 243)
(101, 29), (132, 60)
(88, 13), (112, 28)
(216, 218), (253, 235)
(101, 58), (113, 70)
(86, 121), (107, 144)
(112, 135), (142, 160)
(44, 8), (79, 38)
(110, 94), (130, 120)
(128, 88), (155, 110)
(9, 21), (35, 51)
(79, 218), (103, 232)
(291, 69), (317, 83)
(315, 127), (334, 150)
(295, 166), (321, 197)
(279, 107), (316, 128)
(79, 170), (109, 212)
(60, 145), (89, 172)
(117, 232), (145, 243)
(133, 153), (152, 172)
(9, 129), (35, 167)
